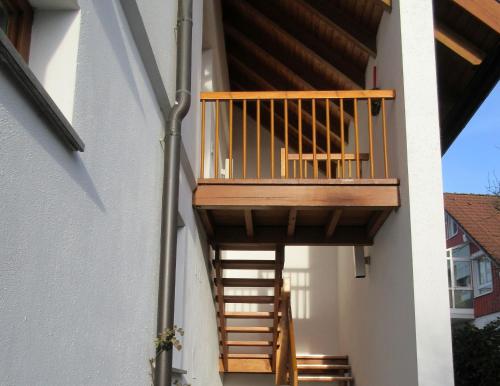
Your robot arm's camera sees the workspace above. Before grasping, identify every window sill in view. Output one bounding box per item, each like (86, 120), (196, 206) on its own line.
(0, 29), (84, 151)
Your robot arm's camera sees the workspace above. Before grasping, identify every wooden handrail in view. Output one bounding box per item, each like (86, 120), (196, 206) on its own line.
(199, 90), (395, 180)
(275, 280), (298, 385)
(201, 90), (396, 101)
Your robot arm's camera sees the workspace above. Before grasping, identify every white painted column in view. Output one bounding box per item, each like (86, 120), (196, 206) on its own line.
(397, 0), (454, 384)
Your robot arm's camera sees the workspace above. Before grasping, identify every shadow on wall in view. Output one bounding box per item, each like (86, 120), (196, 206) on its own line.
(90, 0), (145, 116)
(0, 73), (105, 211)
(284, 246), (340, 355)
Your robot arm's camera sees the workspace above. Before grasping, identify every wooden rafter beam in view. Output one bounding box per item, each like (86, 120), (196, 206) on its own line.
(244, 209), (254, 238)
(434, 22), (485, 65)
(452, 0), (500, 34)
(225, 23), (354, 121)
(301, 0), (377, 57)
(223, 0), (363, 89)
(325, 209), (343, 238)
(366, 209), (392, 239)
(287, 209), (298, 237)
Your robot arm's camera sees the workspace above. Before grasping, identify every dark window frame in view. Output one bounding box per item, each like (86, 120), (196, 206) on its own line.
(1, 0), (32, 62)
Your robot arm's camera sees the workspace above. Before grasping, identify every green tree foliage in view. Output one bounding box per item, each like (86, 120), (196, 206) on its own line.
(452, 318), (500, 386)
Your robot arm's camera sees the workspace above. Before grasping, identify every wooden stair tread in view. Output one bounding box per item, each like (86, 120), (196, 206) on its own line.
(297, 355), (349, 360)
(216, 278), (277, 287)
(219, 357), (272, 373)
(221, 311), (278, 319)
(298, 375), (354, 382)
(218, 259), (277, 270)
(297, 364), (351, 370)
(224, 340), (273, 346)
(216, 295), (275, 303)
(223, 326), (274, 333)
(224, 353), (272, 359)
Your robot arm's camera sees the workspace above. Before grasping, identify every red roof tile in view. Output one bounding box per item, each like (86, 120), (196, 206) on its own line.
(444, 193), (500, 264)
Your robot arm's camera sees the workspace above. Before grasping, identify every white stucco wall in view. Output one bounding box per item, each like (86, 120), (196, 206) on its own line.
(173, 168), (223, 386)
(0, 0), (166, 384)
(136, 0), (178, 103)
(336, 1), (454, 386)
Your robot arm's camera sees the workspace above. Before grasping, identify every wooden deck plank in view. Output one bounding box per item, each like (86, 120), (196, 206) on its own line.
(194, 184), (400, 208)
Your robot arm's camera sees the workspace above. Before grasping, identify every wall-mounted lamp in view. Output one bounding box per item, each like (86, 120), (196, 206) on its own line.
(354, 246), (370, 278)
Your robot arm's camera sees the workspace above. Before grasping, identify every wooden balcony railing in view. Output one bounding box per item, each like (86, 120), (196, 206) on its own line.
(275, 279), (297, 386)
(199, 90), (395, 180)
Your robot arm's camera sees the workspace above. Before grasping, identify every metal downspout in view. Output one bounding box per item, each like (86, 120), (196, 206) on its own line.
(155, 0), (193, 385)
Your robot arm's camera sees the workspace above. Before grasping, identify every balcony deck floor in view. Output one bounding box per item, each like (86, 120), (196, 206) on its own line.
(193, 178), (400, 248)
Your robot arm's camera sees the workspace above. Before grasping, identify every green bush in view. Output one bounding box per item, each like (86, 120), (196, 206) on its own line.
(452, 318), (500, 386)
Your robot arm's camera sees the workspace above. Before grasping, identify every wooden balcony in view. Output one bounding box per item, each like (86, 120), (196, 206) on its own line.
(193, 90), (400, 248)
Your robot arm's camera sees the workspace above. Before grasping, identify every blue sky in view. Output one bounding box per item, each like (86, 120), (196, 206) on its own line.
(442, 83), (500, 194)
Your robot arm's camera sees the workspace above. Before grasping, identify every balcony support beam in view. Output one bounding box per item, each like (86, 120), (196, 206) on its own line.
(287, 209), (298, 237)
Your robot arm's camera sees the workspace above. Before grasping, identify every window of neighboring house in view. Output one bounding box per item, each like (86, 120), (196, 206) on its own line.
(445, 213), (459, 239)
(472, 255), (493, 297)
(447, 244), (473, 309)
(0, 0), (33, 62)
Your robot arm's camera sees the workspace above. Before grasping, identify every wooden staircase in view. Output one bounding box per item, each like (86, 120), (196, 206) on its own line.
(213, 247), (354, 385)
(215, 247), (284, 374)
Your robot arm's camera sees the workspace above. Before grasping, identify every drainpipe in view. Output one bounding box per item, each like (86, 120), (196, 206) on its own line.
(155, 0), (192, 385)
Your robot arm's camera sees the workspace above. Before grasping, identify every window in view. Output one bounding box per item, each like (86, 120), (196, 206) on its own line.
(445, 213), (459, 239)
(473, 255), (493, 296)
(0, 0), (32, 62)
(446, 244), (473, 309)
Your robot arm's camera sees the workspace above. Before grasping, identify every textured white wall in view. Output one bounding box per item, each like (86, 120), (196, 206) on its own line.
(136, 0), (178, 103)
(174, 168), (223, 386)
(336, 1), (454, 386)
(0, 0), (165, 384)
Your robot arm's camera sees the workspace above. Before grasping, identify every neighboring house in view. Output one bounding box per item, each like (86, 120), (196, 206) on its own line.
(1, 1), (499, 386)
(444, 193), (500, 327)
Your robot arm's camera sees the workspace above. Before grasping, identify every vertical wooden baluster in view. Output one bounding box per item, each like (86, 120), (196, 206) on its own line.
(305, 161), (308, 178)
(326, 99), (331, 179)
(285, 99), (289, 178)
(298, 99), (303, 178)
(200, 100), (206, 178)
(340, 99), (345, 178)
(382, 98), (389, 178)
(354, 98), (360, 179)
(215, 100), (220, 178)
(257, 100), (261, 179)
(293, 160), (297, 178)
(271, 100), (275, 179)
(229, 100), (233, 178)
(312, 99), (318, 178)
(367, 98), (374, 178)
(243, 99), (247, 178)
(348, 160), (352, 178)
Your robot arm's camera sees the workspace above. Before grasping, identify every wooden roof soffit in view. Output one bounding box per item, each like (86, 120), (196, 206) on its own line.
(224, 0), (364, 90)
(224, 23), (354, 122)
(283, 0), (377, 57)
(452, 0), (500, 34)
(434, 22), (486, 65)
